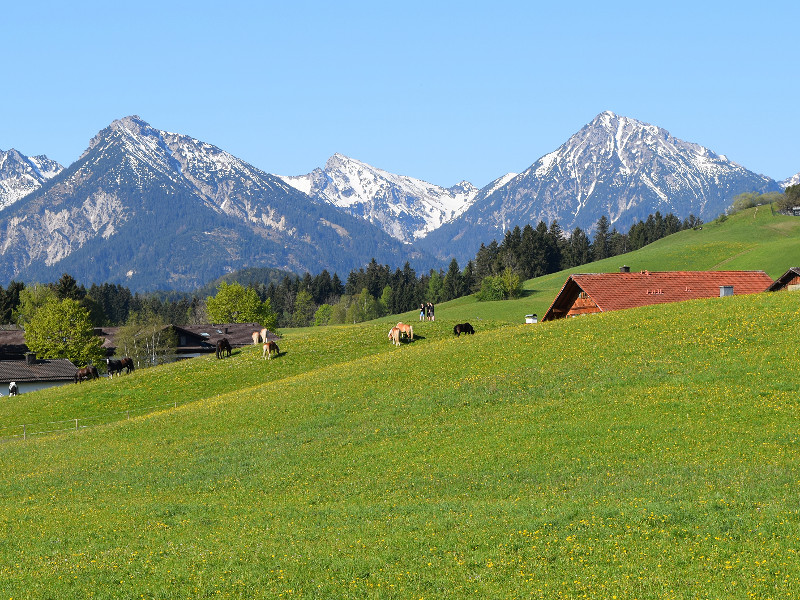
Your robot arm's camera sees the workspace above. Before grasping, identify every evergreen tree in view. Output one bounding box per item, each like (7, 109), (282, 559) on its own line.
(474, 241), (499, 282)
(0, 281), (24, 324)
(566, 227), (592, 268)
(53, 273), (85, 301)
(547, 221), (564, 272)
(461, 260), (476, 296)
(592, 216), (610, 261)
(442, 258), (462, 301)
(331, 273), (344, 298)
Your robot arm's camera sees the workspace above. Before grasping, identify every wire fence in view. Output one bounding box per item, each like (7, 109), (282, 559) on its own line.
(0, 399), (181, 442)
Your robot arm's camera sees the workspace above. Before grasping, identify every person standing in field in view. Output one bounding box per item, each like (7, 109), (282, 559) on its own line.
(420, 303), (425, 321)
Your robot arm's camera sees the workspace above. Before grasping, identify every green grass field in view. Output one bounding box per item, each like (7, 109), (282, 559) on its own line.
(1, 207), (800, 598)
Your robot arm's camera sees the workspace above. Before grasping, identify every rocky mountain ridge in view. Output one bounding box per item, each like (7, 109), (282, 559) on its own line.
(278, 153), (480, 243)
(0, 149), (63, 211)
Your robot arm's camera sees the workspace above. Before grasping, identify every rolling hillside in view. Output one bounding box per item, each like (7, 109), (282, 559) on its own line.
(406, 206), (800, 326)
(2, 206), (800, 598)
(2, 288), (800, 598)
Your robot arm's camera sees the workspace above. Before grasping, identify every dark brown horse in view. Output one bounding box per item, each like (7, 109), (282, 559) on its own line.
(120, 357), (135, 374)
(106, 358), (123, 378)
(75, 365), (99, 383)
(453, 322), (475, 337)
(216, 338), (232, 359)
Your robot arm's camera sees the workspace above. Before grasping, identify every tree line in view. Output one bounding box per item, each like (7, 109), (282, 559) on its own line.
(0, 210), (704, 341)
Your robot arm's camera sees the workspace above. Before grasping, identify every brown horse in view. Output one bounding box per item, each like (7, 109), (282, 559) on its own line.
(262, 340), (280, 360)
(74, 365), (99, 383)
(388, 326), (401, 347)
(120, 357), (135, 373)
(216, 338), (232, 359)
(396, 322), (413, 341)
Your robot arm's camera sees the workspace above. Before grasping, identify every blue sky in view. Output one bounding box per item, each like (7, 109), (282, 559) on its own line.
(2, 1), (798, 188)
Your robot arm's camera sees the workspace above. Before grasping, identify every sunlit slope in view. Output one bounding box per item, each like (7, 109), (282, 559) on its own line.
(416, 206), (800, 324)
(2, 292), (799, 598)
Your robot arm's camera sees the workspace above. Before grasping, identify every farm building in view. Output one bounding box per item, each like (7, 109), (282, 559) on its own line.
(0, 353), (78, 395)
(542, 269), (774, 321)
(766, 267), (800, 292)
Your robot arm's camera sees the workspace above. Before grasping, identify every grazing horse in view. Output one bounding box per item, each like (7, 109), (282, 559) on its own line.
(252, 331), (261, 345)
(262, 340), (280, 360)
(120, 357), (135, 374)
(388, 326), (401, 347)
(106, 358), (124, 378)
(216, 338), (232, 359)
(453, 322), (475, 337)
(74, 365), (99, 383)
(396, 322), (413, 341)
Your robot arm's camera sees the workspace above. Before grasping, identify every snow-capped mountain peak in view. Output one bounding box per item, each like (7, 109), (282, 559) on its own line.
(0, 148), (63, 211)
(780, 172), (800, 189)
(278, 154), (479, 243)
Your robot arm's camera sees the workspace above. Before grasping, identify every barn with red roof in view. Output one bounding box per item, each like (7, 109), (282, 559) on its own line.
(766, 267), (800, 292)
(542, 269), (774, 321)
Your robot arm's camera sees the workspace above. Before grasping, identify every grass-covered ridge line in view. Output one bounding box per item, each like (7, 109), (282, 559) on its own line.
(409, 205), (800, 326)
(2, 291), (799, 598)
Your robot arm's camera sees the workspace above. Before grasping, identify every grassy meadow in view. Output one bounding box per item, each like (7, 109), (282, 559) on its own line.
(1, 205), (800, 598)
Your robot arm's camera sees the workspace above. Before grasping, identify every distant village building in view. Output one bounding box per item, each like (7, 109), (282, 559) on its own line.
(0, 353), (78, 395)
(542, 270), (774, 321)
(766, 267), (800, 292)
(0, 323), (278, 364)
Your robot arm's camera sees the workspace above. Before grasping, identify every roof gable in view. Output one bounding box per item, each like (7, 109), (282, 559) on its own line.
(767, 267), (800, 291)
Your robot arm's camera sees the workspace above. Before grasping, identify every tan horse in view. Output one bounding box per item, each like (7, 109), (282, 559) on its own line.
(396, 322), (413, 341)
(262, 340), (280, 359)
(388, 326), (401, 347)
(251, 331), (261, 345)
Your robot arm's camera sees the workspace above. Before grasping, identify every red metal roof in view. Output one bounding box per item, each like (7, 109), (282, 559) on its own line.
(543, 270), (774, 320)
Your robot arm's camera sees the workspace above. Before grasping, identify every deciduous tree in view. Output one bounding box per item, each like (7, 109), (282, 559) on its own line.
(24, 298), (105, 366)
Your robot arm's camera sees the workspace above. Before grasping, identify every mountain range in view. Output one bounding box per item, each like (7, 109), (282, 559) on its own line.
(0, 112), (796, 290)
(0, 117), (431, 291)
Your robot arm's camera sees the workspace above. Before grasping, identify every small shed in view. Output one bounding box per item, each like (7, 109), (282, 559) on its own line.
(766, 267), (800, 292)
(543, 270), (774, 321)
(0, 354), (78, 395)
